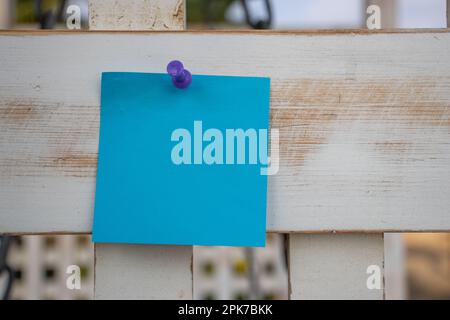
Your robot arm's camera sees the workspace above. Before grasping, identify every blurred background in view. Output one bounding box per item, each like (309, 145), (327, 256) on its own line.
(0, 0), (447, 29)
(0, 0), (449, 300)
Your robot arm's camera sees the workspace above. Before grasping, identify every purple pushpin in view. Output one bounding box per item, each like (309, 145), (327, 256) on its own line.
(167, 60), (192, 89)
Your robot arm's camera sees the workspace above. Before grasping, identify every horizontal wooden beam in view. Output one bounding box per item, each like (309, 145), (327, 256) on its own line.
(1, 30), (450, 234)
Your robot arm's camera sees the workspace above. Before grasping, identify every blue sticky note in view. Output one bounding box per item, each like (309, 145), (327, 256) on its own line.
(93, 72), (270, 247)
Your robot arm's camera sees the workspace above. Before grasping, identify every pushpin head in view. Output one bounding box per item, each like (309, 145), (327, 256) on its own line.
(167, 60), (192, 89)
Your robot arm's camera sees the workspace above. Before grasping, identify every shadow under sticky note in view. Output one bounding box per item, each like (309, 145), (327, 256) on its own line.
(93, 72), (270, 247)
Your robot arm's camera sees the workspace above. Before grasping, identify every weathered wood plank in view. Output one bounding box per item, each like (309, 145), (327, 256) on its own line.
(88, 0), (185, 30)
(289, 234), (384, 299)
(1, 30), (450, 234)
(95, 243), (192, 299)
(90, 0), (192, 301)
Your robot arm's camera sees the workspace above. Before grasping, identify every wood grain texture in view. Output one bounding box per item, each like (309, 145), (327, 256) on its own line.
(289, 234), (384, 299)
(94, 243), (192, 299)
(90, 0), (192, 301)
(1, 30), (450, 234)
(88, 0), (185, 30)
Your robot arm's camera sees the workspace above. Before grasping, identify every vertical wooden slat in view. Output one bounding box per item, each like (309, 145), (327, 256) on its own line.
(365, 0), (396, 28)
(89, 0), (185, 30)
(288, 0), (394, 300)
(90, 0), (192, 300)
(384, 233), (406, 300)
(288, 234), (384, 300)
(0, 0), (13, 29)
(95, 244), (192, 299)
(447, 0), (450, 28)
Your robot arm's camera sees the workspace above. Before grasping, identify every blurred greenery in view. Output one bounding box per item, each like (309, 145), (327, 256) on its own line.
(16, 0), (237, 24)
(17, 0), (35, 23)
(187, 0), (236, 25)
(233, 259), (248, 276)
(17, 0), (61, 23)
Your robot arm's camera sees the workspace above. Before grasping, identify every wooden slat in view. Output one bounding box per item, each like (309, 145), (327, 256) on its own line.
(94, 243), (192, 299)
(0, 0), (13, 29)
(88, 0), (185, 30)
(448, 0), (450, 28)
(89, 0), (192, 301)
(1, 30), (450, 234)
(366, 0), (396, 28)
(289, 234), (384, 299)
(384, 233), (406, 299)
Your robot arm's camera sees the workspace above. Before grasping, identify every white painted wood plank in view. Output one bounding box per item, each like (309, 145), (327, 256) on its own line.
(90, 0), (192, 301)
(94, 243), (192, 299)
(1, 30), (450, 234)
(384, 233), (406, 299)
(89, 0), (185, 30)
(289, 234), (384, 299)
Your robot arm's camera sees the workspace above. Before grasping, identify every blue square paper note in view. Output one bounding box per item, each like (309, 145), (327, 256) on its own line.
(93, 72), (270, 247)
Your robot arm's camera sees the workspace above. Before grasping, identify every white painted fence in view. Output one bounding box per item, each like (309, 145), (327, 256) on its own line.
(1, 0), (449, 299)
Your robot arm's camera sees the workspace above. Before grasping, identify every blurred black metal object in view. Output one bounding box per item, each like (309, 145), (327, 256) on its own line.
(0, 236), (14, 300)
(240, 0), (272, 29)
(35, 0), (67, 29)
(245, 248), (260, 299)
